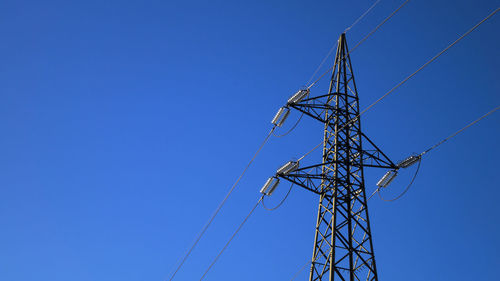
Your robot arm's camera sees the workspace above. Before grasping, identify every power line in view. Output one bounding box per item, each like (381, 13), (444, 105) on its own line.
(199, 196), (263, 280)
(167, 127), (275, 281)
(307, 0), (411, 89)
(290, 259), (313, 281)
(376, 104), (500, 202)
(299, 7), (499, 161)
(306, 44), (337, 87)
(345, 0), (382, 33)
(306, 0), (385, 86)
(358, 7), (499, 118)
(348, 0), (410, 60)
(421, 105), (500, 155)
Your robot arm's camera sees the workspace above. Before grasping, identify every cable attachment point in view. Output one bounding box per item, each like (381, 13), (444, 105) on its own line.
(271, 107), (290, 127)
(277, 160), (300, 176)
(260, 177), (280, 196)
(397, 155), (421, 168)
(376, 170), (398, 188)
(287, 89), (310, 105)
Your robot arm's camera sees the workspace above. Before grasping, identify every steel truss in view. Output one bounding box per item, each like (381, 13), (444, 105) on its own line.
(278, 33), (396, 281)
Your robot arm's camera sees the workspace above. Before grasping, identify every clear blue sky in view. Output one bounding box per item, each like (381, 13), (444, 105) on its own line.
(1, 0), (499, 280)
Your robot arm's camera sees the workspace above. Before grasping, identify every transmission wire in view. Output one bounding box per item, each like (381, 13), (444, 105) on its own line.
(358, 7), (499, 118)
(199, 196), (264, 280)
(345, 0), (382, 32)
(298, 7), (499, 161)
(378, 104), (500, 201)
(167, 127), (275, 281)
(306, 0), (384, 86)
(421, 105), (500, 155)
(307, 0), (411, 90)
(290, 259), (313, 281)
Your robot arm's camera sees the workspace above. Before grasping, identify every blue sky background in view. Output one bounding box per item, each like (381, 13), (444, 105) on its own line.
(1, 0), (499, 280)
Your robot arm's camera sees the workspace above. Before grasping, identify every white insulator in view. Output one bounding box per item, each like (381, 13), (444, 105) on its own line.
(277, 109), (290, 127)
(376, 170), (398, 188)
(376, 171), (390, 187)
(277, 160), (299, 176)
(271, 107), (290, 127)
(266, 178), (280, 196)
(287, 89), (310, 104)
(384, 171), (398, 187)
(271, 107), (285, 125)
(397, 155), (420, 168)
(260, 177), (280, 196)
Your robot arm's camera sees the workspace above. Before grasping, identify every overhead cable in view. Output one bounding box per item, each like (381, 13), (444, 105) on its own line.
(345, 0), (382, 33)
(199, 196), (264, 280)
(358, 7), (499, 118)
(167, 127), (275, 281)
(421, 105), (500, 155)
(306, 0), (386, 86)
(290, 259), (313, 281)
(307, 0), (411, 89)
(377, 104), (500, 201)
(298, 7), (499, 161)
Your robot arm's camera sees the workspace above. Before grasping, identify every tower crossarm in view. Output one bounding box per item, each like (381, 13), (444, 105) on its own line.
(288, 93), (355, 124)
(288, 97), (397, 171)
(277, 163), (326, 195)
(361, 133), (397, 169)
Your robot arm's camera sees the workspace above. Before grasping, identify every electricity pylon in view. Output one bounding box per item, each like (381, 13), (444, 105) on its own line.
(278, 33), (397, 280)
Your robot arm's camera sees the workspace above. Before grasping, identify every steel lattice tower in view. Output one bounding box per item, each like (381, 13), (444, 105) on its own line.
(276, 33), (396, 280)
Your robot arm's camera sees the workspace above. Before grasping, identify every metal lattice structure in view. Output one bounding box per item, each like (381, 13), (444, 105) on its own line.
(278, 33), (396, 281)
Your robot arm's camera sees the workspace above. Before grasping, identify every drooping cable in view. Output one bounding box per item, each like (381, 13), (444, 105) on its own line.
(298, 8), (499, 161)
(306, 0), (385, 86)
(262, 182), (294, 211)
(378, 157), (421, 202)
(199, 196), (263, 281)
(307, 0), (411, 89)
(421, 105), (500, 155)
(272, 92), (312, 138)
(272, 112), (305, 138)
(167, 127), (275, 281)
